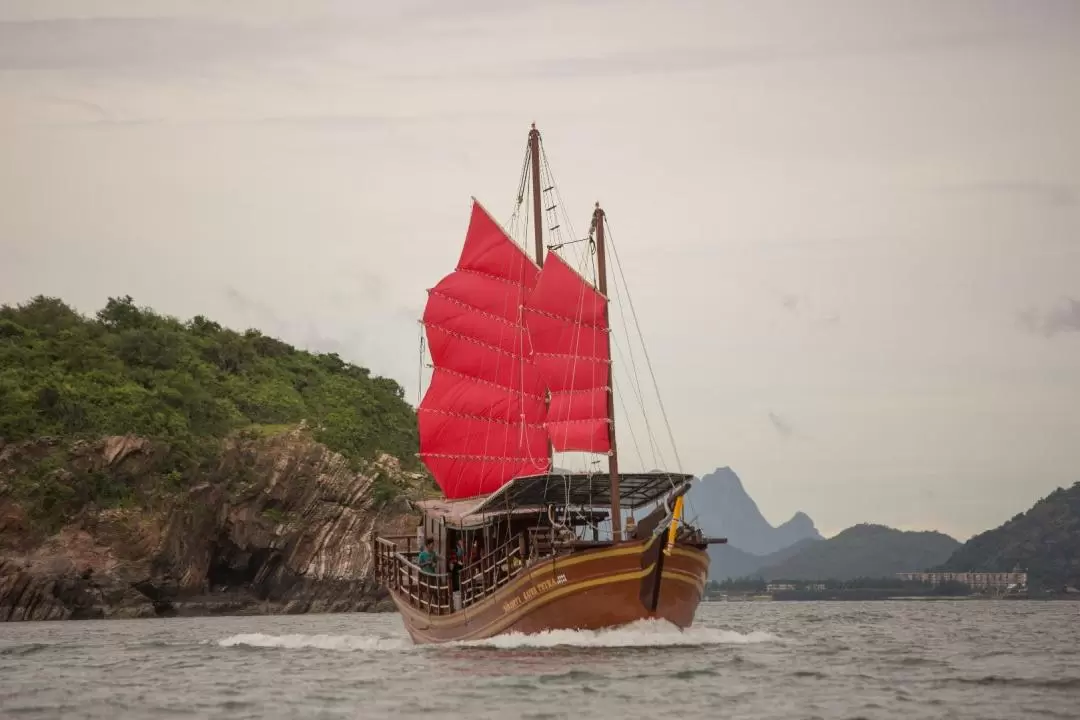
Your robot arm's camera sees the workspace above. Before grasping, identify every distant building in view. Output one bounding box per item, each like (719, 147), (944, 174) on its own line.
(764, 582), (827, 593)
(766, 583), (796, 592)
(896, 571), (1027, 591)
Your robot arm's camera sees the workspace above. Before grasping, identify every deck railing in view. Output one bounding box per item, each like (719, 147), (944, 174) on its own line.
(459, 533), (525, 606)
(374, 531), (532, 614)
(375, 536), (453, 614)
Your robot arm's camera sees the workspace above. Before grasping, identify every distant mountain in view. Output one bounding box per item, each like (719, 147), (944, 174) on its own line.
(689, 466), (822, 556)
(706, 544), (761, 581)
(758, 524), (961, 581)
(707, 537), (818, 581)
(937, 482), (1080, 591)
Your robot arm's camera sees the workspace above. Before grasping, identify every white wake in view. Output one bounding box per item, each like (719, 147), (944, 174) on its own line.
(218, 620), (778, 652)
(456, 619), (780, 649)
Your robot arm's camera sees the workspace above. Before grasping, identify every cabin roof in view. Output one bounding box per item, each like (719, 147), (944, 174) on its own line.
(416, 471), (692, 528)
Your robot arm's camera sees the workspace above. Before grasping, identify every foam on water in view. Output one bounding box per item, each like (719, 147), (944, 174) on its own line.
(455, 619), (780, 649)
(217, 619), (779, 652)
(217, 633), (410, 651)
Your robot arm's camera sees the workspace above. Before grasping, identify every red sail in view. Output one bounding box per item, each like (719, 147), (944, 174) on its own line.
(418, 201), (551, 499)
(522, 251), (612, 453)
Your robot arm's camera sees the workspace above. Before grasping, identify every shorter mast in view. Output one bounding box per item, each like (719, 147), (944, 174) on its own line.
(593, 202), (622, 539)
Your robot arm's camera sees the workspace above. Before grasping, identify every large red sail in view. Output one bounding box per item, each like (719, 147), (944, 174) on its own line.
(418, 201), (551, 499)
(522, 251), (612, 453)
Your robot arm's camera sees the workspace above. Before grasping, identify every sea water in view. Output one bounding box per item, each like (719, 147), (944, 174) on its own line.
(2, 601), (1078, 719)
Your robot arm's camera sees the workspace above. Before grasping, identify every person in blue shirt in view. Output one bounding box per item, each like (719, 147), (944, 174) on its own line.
(417, 537), (437, 575)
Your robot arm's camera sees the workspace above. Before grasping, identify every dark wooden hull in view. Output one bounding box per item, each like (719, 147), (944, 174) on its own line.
(391, 534), (709, 644)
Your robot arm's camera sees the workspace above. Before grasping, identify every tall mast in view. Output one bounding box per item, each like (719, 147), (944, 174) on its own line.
(528, 124), (553, 469)
(528, 124), (544, 267)
(593, 202), (622, 539)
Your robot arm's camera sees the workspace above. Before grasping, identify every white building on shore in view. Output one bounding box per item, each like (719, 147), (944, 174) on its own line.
(895, 571), (1027, 591)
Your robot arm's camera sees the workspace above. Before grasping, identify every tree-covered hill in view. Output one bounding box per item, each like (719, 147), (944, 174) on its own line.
(0, 295), (419, 529)
(937, 483), (1080, 591)
(757, 523), (960, 581)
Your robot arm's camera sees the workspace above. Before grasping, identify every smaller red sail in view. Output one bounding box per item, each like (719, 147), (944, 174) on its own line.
(418, 201), (550, 499)
(522, 251), (612, 453)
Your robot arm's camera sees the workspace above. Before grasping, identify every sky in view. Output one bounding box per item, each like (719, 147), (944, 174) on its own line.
(1, 0), (1078, 540)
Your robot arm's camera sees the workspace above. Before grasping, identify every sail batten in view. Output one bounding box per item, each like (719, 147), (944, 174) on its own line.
(522, 250), (613, 454)
(418, 201), (551, 499)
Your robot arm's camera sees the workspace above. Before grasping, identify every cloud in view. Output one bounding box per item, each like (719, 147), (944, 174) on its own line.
(945, 181), (1077, 208)
(768, 411), (794, 439)
(223, 286), (284, 329)
(0, 17), (311, 71)
(411, 7), (1080, 83)
(0, 1), (553, 74)
(772, 290), (839, 326)
(0, 7), (448, 74)
(818, 314), (841, 326)
(1019, 298), (1080, 337)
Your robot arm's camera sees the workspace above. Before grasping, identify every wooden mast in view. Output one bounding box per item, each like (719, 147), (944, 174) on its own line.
(528, 124), (544, 267)
(593, 202), (622, 540)
(529, 124), (553, 469)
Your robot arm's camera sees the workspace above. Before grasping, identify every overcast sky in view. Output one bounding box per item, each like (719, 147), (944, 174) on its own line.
(2, 0), (1078, 539)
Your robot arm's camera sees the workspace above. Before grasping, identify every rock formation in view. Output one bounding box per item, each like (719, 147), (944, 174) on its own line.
(0, 427), (421, 621)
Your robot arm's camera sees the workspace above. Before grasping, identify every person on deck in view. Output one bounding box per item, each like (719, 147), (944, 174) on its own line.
(417, 538), (437, 575)
(468, 538), (482, 567)
(448, 537), (465, 610)
(449, 538), (465, 588)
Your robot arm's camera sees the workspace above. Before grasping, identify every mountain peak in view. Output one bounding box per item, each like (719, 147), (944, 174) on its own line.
(778, 511), (819, 537)
(701, 466), (744, 491)
(690, 466), (820, 556)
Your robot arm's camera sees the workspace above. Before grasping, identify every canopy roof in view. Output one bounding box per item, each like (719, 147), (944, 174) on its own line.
(415, 471), (692, 528)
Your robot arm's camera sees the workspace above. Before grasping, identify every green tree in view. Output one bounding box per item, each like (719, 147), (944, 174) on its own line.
(0, 295), (420, 531)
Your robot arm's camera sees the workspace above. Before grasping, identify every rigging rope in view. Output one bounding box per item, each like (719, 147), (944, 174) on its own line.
(507, 144), (532, 238)
(603, 214), (685, 475)
(417, 326), (426, 408)
(536, 136), (662, 477)
(589, 222), (665, 471)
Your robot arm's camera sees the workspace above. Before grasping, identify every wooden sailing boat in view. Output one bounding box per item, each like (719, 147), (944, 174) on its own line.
(372, 125), (725, 644)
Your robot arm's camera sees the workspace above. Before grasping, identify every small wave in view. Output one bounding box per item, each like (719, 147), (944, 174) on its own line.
(947, 675), (1080, 690)
(0, 643), (50, 657)
(892, 655), (950, 667)
(537, 669), (602, 684)
(671, 667), (720, 679)
(455, 619), (780, 649)
(217, 633), (409, 652)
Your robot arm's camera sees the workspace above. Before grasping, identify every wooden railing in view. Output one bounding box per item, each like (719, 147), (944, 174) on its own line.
(375, 536), (452, 614)
(459, 533), (525, 606)
(374, 532), (532, 614)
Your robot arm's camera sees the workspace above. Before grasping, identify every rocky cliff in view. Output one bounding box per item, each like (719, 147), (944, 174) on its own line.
(0, 427), (421, 621)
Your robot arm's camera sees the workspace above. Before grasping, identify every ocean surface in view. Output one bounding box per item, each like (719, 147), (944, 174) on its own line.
(2, 601), (1078, 719)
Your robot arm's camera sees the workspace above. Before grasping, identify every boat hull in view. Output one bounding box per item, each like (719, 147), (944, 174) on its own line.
(390, 535), (709, 644)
